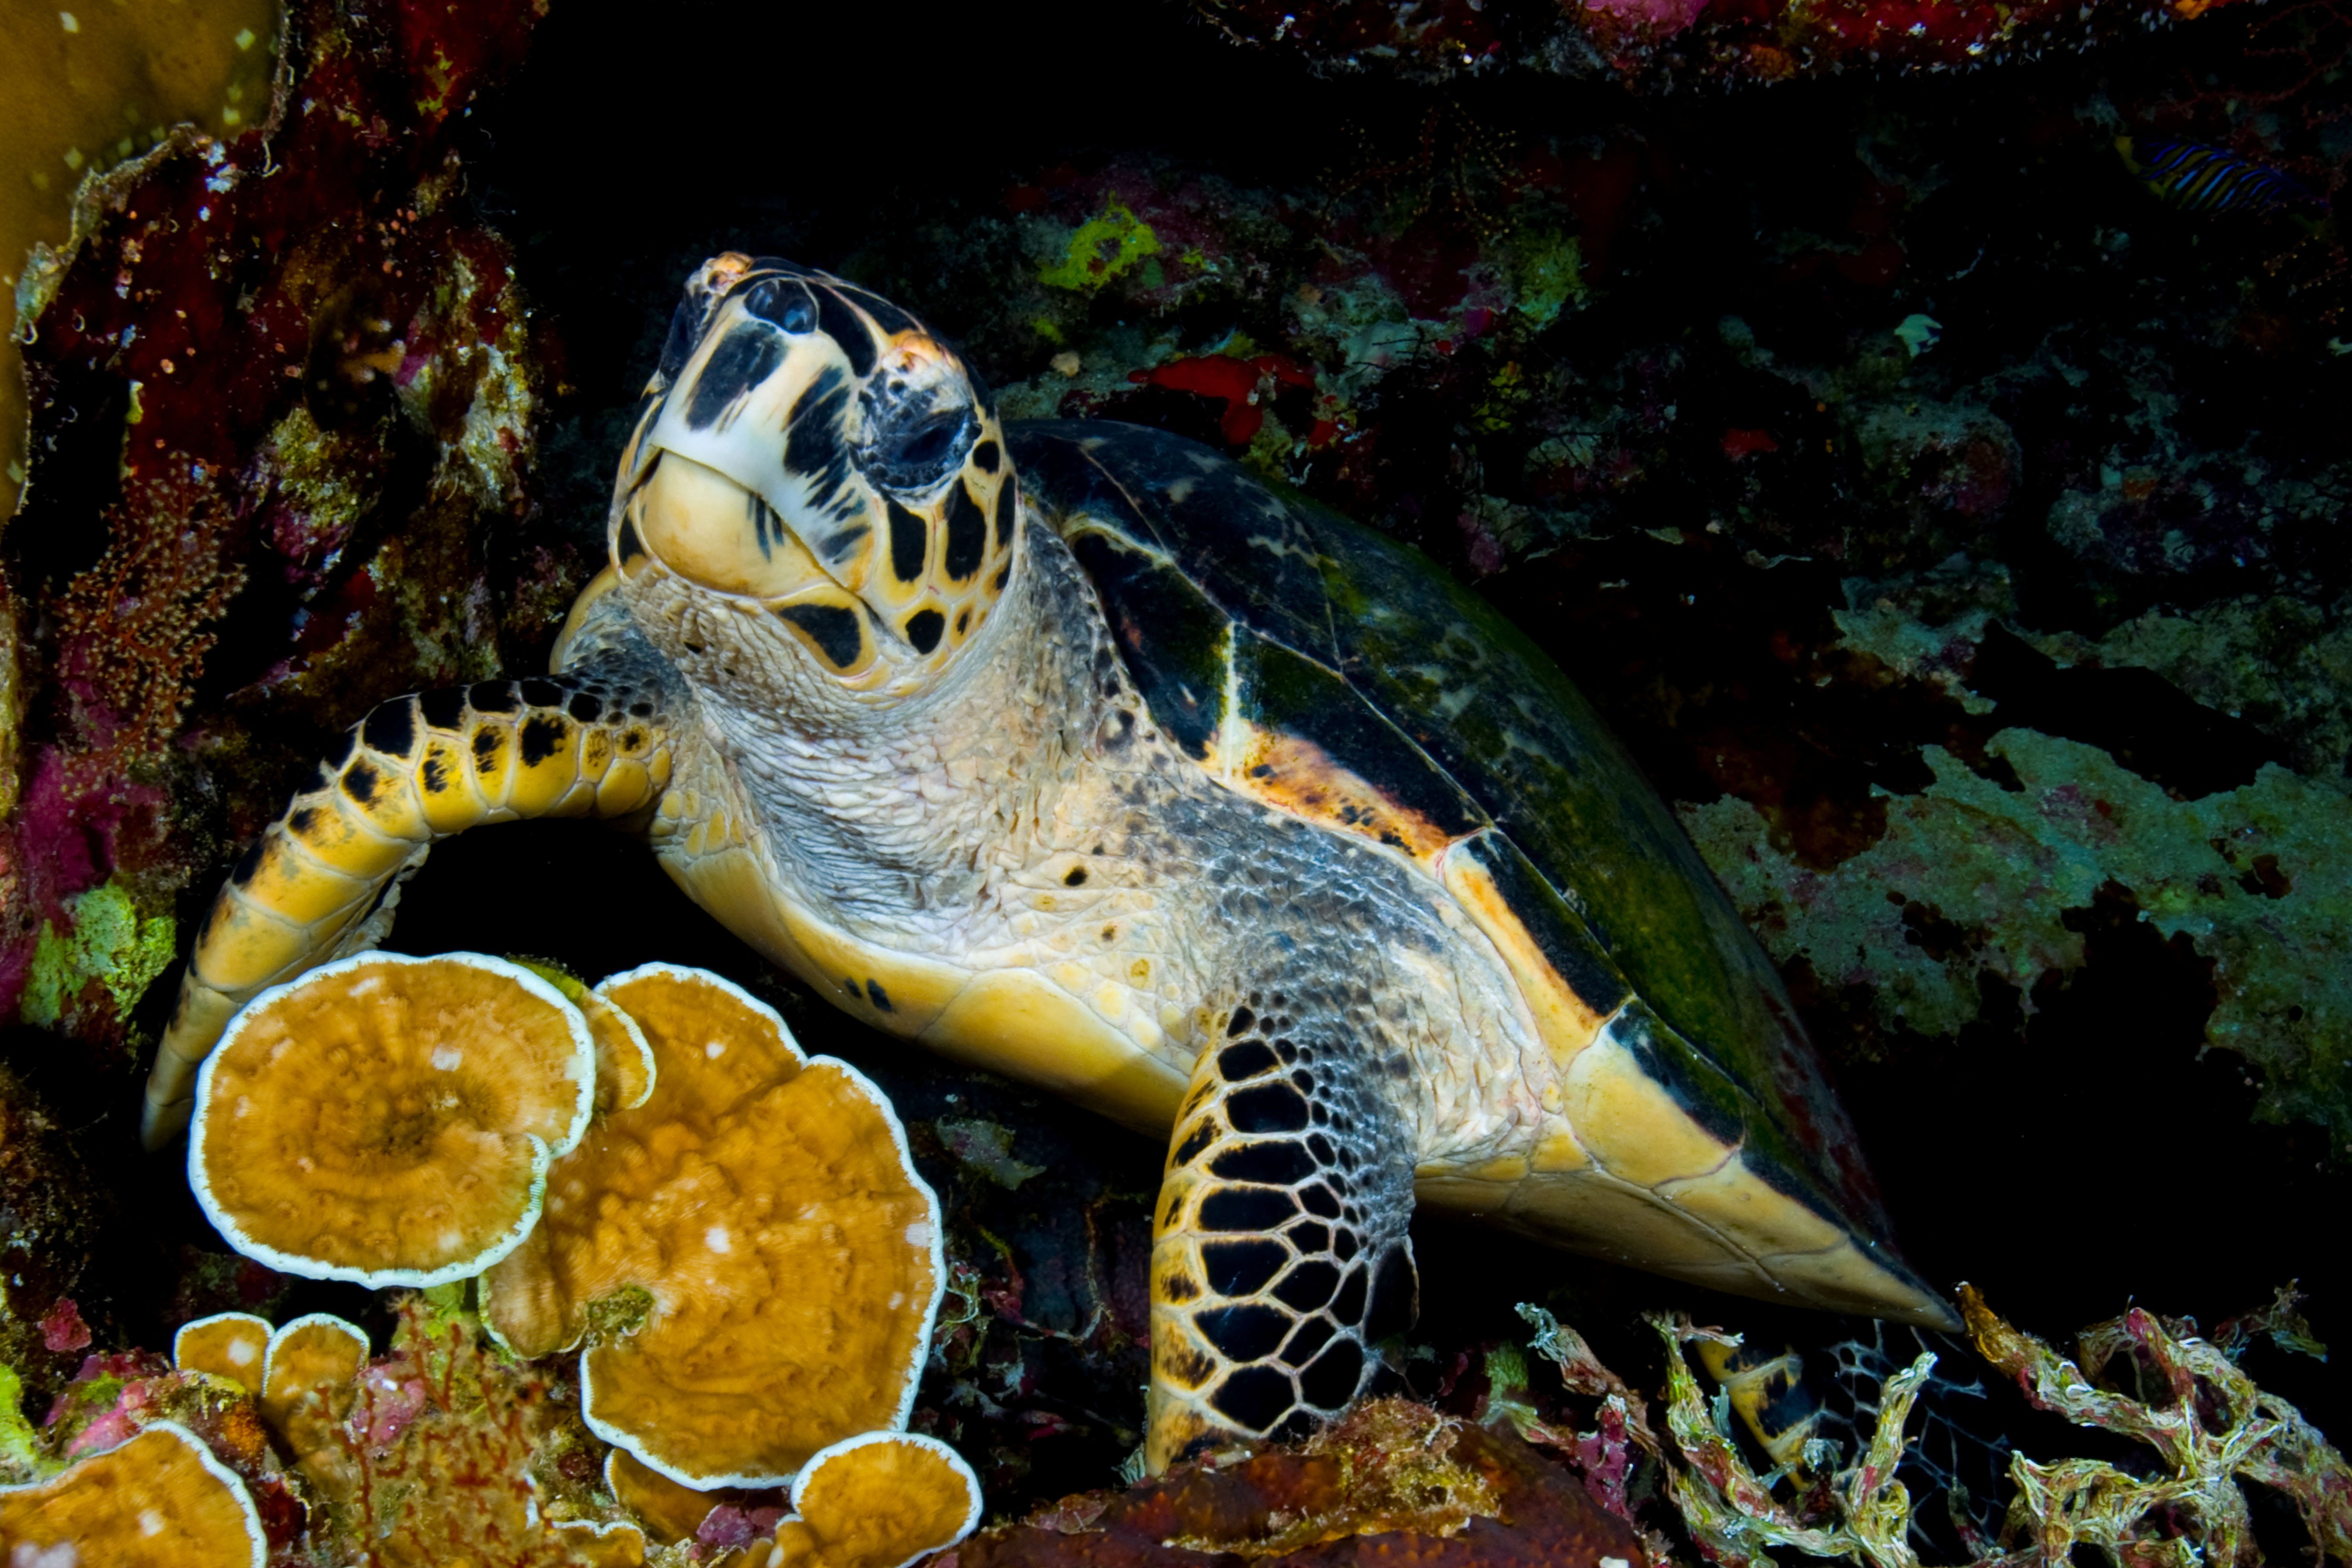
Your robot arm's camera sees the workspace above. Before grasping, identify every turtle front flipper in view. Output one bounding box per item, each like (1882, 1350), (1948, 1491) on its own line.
(1146, 997), (1420, 1472)
(139, 656), (679, 1149)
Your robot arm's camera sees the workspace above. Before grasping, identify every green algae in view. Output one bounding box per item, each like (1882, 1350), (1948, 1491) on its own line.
(20, 879), (176, 1030)
(1681, 729), (2352, 1147)
(0, 1365), (44, 1484)
(937, 1117), (1045, 1191)
(1505, 228), (1586, 328)
(2032, 591), (2352, 779)
(1040, 199), (1162, 293)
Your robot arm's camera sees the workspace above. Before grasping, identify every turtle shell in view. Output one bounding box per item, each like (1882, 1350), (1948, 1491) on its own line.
(1012, 420), (1952, 1328)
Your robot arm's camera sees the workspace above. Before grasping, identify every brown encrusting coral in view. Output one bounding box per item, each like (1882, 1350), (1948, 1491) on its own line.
(0, 1419), (266, 1566)
(956, 1398), (1649, 1565)
(482, 964), (944, 1488)
(269, 1295), (644, 1568)
(189, 951), (597, 1287)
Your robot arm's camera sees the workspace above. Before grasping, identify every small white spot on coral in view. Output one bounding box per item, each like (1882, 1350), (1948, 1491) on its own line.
(888, 1292), (905, 1309)
(349, 976), (382, 997)
(705, 1226), (731, 1254)
(705, 1041), (726, 1058)
(438, 1229), (463, 1251)
(228, 1338), (257, 1366)
(235, 25), (256, 47)
(58, 11), (77, 31)
(20, 1543), (80, 1568)
(431, 1046), (463, 1071)
(905, 1222), (934, 1248)
(139, 1510), (166, 1537)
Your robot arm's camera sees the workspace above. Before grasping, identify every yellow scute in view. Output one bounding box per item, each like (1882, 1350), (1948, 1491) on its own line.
(1440, 846), (1612, 1073)
(1656, 1155), (1846, 1261)
(1559, 1027), (1740, 1188)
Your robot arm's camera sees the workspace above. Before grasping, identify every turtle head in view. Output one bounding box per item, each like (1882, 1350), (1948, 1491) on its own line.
(611, 254), (1018, 687)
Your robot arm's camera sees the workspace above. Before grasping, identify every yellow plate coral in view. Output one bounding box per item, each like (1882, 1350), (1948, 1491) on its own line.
(189, 950), (597, 1287)
(483, 963), (944, 1488)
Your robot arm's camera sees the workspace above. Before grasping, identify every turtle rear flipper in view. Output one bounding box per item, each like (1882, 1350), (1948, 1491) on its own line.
(1146, 993), (1419, 1470)
(141, 653), (682, 1149)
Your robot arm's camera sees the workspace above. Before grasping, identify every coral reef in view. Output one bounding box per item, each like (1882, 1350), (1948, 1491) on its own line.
(189, 953), (598, 1286)
(1190, 0), (2271, 84)
(0, 0), (278, 512)
(1, 0), (561, 1085)
(482, 964), (944, 1489)
(0, 1419), (267, 1565)
(1649, 1287), (2351, 1568)
(287, 1297), (639, 1568)
(1683, 725), (2351, 1147)
(0, 1062), (125, 1419)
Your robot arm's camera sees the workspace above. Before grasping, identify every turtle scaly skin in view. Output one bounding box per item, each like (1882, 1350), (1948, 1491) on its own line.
(146, 255), (1957, 1473)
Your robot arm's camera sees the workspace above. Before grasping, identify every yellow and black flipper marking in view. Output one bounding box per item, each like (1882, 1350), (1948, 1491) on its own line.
(1146, 991), (1419, 1470)
(1697, 1337), (1827, 1476)
(140, 669), (678, 1148)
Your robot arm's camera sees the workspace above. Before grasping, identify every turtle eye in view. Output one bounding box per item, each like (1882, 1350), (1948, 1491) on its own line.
(857, 389), (975, 497)
(738, 276), (818, 335)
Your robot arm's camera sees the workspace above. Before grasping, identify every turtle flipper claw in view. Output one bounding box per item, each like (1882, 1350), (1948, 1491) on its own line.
(139, 664), (679, 1149)
(1144, 993), (1419, 1472)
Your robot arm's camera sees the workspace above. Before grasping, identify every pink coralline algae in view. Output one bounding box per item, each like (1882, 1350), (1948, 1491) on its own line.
(39, 1298), (92, 1355)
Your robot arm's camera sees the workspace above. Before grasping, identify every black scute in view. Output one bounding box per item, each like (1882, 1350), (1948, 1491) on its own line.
(1011, 420), (1903, 1254)
(1016, 422), (1334, 660)
(1233, 631), (1487, 842)
(1062, 530), (1228, 761)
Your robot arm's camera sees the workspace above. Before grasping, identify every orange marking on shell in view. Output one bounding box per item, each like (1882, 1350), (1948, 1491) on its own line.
(1227, 728), (1459, 865)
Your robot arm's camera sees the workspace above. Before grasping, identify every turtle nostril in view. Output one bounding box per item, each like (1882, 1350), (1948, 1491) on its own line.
(740, 277), (818, 335)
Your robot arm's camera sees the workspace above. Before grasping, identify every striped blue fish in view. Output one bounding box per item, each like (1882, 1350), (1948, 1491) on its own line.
(2116, 136), (2322, 216)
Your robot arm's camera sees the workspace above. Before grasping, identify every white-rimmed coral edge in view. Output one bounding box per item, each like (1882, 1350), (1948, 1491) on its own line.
(0, 1419), (269, 1568)
(171, 1311), (272, 1381)
(187, 950), (597, 1288)
(792, 1429), (985, 1566)
(572, 969), (947, 1490)
(260, 1312), (370, 1399)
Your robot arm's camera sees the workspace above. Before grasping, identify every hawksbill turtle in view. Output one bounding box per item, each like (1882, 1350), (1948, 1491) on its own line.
(145, 253), (1957, 1470)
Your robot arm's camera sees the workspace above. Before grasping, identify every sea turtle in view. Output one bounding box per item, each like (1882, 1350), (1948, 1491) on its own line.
(145, 253), (1958, 1469)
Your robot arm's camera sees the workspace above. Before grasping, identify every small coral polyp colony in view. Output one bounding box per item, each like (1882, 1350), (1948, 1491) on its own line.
(0, 954), (979, 1567)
